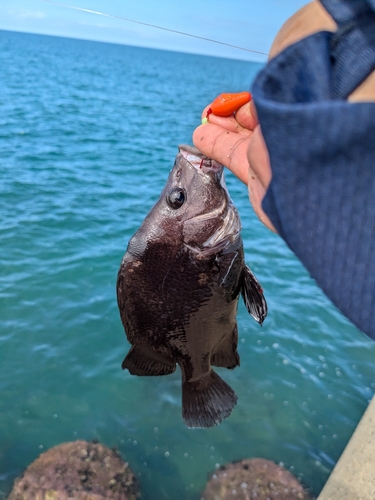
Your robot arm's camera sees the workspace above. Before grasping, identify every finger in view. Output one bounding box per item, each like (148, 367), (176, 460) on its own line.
(234, 101), (259, 131)
(247, 176), (277, 232)
(193, 122), (277, 232)
(247, 125), (272, 189)
(193, 123), (252, 184)
(206, 114), (249, 134)
(201, 104), (247, 133)
(247, 125), (276, 232)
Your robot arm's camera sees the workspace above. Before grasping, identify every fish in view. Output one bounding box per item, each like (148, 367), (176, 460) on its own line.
(116, 145), (267, 428)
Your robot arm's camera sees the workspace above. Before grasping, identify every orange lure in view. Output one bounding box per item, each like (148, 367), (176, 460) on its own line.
(204, 92), (252, 122)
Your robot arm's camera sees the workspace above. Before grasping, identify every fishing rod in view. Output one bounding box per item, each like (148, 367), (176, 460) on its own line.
(40, 0), (268, 57)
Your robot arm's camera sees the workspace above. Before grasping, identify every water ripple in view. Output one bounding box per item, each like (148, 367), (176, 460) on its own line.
(0, 30), (374, 500)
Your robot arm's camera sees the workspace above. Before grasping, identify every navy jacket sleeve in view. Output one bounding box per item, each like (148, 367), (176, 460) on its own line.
(251, 0), (375, 339)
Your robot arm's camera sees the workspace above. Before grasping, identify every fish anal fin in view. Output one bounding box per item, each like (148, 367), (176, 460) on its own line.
(182, 370), (237, 428)
(122, 346), (176, 376)
(211, 325), (240, 369)
(241, 265), (268, 325)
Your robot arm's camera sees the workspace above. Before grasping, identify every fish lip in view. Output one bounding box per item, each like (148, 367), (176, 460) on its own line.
(178, 144), (228, 207)
(178, 145), (240, 256)
(178, 144), (224, 180)
(180, 146), (233, 224)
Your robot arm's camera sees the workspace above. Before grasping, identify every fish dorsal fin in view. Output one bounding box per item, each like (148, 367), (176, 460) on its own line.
(241, 266), (268, 325)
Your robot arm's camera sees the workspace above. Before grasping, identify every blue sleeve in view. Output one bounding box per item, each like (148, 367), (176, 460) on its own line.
(251, 0), (375, 338)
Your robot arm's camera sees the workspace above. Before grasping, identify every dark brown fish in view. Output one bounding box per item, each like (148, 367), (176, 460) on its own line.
(117, 145), (267, 428)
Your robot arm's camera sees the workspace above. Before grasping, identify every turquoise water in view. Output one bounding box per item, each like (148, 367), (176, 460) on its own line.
(1, 30), (374, 499)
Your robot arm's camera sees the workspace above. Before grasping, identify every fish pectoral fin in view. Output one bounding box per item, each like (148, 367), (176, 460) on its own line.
(241, 265), (268, 325)
(122, 346), (176, 376)
(182, 370), (237, 428)
(211, 325), (240, 369)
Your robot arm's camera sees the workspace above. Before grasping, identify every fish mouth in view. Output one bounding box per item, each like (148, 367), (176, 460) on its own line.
(179, 144), (228, 224)
(179, 145), (224, 183)
(179, 145), (241, 256)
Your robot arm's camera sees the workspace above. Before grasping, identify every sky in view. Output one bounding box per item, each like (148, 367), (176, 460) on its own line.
(0, 0), (309, 62)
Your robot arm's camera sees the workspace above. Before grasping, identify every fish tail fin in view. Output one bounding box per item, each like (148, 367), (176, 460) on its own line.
(182, 370), (237, 428)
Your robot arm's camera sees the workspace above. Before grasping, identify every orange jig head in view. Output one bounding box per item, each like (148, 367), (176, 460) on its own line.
(205, 92), (252, 121)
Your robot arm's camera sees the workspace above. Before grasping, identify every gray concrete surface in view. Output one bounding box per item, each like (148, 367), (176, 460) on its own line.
(317, 396), (375, 500)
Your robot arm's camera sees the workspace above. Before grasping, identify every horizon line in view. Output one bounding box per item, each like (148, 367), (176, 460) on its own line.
(0, 27), (267, 64)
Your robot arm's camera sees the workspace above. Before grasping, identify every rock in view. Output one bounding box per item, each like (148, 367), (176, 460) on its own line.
(7, 440), (140, 500)
(201, 458), (312, 500)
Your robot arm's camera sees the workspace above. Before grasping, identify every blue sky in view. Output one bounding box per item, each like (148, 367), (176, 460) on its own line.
(0, 0), (309, 61)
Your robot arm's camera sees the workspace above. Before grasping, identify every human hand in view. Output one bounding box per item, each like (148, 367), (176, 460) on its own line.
(192, 100), (276, 232)
(192, 1), (340, 234)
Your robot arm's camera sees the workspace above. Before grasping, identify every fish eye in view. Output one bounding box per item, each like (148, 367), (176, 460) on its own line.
(167, 188), (186, 209)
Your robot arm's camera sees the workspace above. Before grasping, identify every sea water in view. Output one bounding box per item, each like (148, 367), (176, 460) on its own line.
(0, 30), (374, 499)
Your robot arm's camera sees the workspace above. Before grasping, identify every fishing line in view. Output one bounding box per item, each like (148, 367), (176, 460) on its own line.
(40, 0), (268, 56)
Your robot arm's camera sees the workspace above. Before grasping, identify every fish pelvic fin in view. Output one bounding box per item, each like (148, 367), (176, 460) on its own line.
(122, 346), (176, 376)
(182, 370), (237, 428)
(241, 265), (268, 325)
(211, 324), (240, 369)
